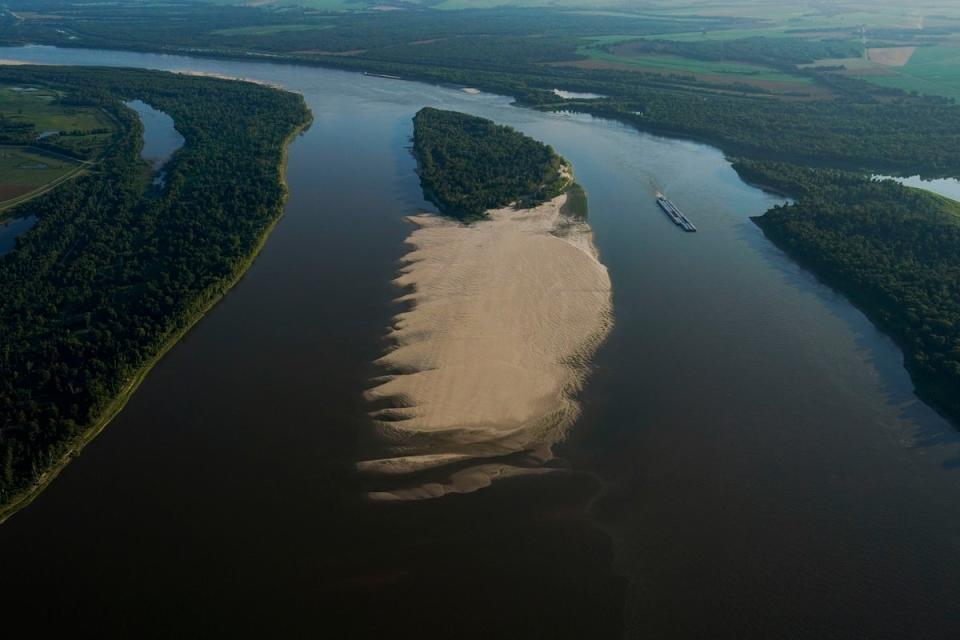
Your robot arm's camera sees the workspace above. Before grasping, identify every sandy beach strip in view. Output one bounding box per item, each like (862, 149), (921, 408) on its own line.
(360, 192), (612, 500)
(172, 69), (284, 89)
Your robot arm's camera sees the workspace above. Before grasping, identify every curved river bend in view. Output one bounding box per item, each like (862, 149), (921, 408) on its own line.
(0, 46), (959, 639)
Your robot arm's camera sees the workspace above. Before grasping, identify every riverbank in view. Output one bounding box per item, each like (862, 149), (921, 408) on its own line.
(360, 191), (612, 500)
(743, 161), (960, 431)
(0, 116), (311, 525)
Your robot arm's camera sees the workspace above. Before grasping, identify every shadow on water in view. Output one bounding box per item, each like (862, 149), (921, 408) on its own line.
(738, 213), (960, 468)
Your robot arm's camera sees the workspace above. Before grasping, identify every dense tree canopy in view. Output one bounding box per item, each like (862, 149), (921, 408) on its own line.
(413, 107), (568, 218)
(0, 66), (310, 512)
(740, 159), (960, 423)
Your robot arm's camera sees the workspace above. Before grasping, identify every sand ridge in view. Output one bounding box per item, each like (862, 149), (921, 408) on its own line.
(360, 192), (612, 500)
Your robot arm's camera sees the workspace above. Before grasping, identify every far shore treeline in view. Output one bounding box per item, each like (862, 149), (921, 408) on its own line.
(0, 66), (311, 518)
(736, 159), (960, 425)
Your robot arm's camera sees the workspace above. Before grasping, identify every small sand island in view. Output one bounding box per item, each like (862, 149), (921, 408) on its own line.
(360, 108), (612, 500)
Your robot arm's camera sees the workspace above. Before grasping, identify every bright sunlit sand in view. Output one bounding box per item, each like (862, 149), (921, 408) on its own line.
(360, 193), (612, 500)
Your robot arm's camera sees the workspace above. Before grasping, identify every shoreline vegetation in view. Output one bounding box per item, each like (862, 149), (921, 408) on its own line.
(0, 121), (309, 525)
(359, 109), (611, 500)
(4, 12), (960, 433)
(734, 159), (960, 428)
(412, 107), (571, 219)
(0, 8), (955, 514)
(0, 66), (311, 522)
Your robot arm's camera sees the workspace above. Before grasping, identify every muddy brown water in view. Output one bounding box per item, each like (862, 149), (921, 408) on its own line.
(0, 46), (959, 639)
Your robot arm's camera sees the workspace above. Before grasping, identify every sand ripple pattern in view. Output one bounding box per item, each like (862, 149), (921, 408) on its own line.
(360, 194), (612, 500)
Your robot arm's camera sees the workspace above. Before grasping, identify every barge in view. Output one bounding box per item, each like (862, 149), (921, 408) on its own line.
(656, 192), (697, 232)
(362, 72), (403, 80)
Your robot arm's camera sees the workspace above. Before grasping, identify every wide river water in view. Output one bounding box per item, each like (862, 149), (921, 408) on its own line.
(1, 47), (959, 638)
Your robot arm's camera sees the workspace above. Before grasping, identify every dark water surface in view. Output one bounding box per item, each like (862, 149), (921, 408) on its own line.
(1, 47), (959, 639)
(125, 99), (184, 170)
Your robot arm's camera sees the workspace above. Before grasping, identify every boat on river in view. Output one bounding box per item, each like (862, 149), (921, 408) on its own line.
(656, 192), (697, 232)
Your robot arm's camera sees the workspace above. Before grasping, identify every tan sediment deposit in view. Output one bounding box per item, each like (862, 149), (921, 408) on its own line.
(172, 69), (283, 89)
(360, 192), (612, 500)
(868, 47), (917, 67)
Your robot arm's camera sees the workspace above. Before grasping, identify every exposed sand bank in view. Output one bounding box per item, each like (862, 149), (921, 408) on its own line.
(172, 69), (283, 89)
(360, 193), (612, 500)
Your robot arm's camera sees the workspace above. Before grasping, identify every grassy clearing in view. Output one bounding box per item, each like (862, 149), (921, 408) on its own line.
(0, 84), (111, 212)
(0, 85), (107, 133)
(0, 147), (77, 188)
(848, 46), (960, 101)
(867, 47), (917, 67)
(212, 23), (335, 36)
(0, 83), (116, 160)
(0, 147), (83, 211)
(578, 46), (810, 83)
(801, 56), (872, 70)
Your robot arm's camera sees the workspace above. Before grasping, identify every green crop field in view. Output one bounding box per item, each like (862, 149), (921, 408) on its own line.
(577, 44), (811, 84)
(0, 83), (116, 210)
(843, 46), (960, 102)
(0, 85), (111, 135)
(0, 84), (116, 159)
(0, 147), (81, 206)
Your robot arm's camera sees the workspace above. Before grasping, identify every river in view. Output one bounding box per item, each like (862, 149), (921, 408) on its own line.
(0, 46), (958, 639)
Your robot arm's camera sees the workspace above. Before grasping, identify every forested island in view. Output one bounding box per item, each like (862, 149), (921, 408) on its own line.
(0, 66), (311, 520)
(363, 108), (611, 500)
(736, 159), (960, 425)
(413, 107), (570, 219)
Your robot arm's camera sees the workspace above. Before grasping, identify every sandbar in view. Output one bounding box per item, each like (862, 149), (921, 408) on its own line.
(360, 192), (612, 500)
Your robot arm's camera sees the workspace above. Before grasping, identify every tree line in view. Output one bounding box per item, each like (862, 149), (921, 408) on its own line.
(0, 66), (310, 512)
(737, 158), (960, 425)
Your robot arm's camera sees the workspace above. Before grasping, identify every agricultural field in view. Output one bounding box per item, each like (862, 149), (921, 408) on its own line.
(6, 0), (960, 103)
(0, 82), (115, 210)
(574, 45), (810, 82)
(0, 83), (115, 156)
(561, 1), (960, 102)
(0, 147), (80, 208)
(0, 84), (103, 132)
(566, 34), (826, 97)
(845, 46), (960, 102)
